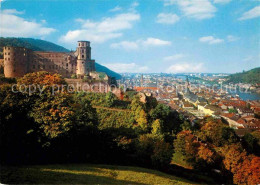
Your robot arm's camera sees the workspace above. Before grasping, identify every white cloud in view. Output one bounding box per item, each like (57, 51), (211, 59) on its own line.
(41, 19), (47, 24)
(109, 6), (122, 12)
(227, 35), (239, 42)
(0, 9), (56, 37)
(213, 0), (232, 4)
(163, 54), (185, 61)
(142, 38), (171, 46)
(110, 37), (171, 50)
(102, 63), (149, 73)
(166, 62), (204, 73)
(162, 0), (176, 6)
(2, 9), (25, 14)
(239, 6), (260, 20)
(110, 41), (139, 50)
(199, 36), (224, 44)
(60, 12), (140, 44)
(156, 13), (180, 24)
(163, 0), (217, 20)
(131, 1), (139, 9)
(129, 1), (139, 12)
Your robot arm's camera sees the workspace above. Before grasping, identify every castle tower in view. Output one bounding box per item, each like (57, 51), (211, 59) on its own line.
(3, 46), (29, 78)
(76, 41), (95, 77)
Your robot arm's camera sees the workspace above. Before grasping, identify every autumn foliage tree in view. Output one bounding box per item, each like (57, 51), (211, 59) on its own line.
(223, 144), (260, 184)
(199, 118), (238, 146)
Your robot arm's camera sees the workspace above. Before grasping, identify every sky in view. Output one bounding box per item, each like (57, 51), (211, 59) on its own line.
(0, 0), (259, 74)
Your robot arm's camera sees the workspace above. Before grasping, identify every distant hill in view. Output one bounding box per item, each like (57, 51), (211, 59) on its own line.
(226, 67), (260, 84)
(0, 37), (121, 79)
(0, 37), (69, 52)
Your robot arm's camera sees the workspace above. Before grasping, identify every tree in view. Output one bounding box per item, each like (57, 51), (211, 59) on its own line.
(197, 144), (215, 164)
(151, 119), (163, 135)
(16, 72), (73, 139)
(199, 119), (238, 146)
(243, 131), (260, 155)
(233, 155), (260, 184)
(136, 109), (148, 131)
(151, 139), (173, 169)
(72, 95), (98, 127)
(29, 93), (74, 138)
(223, 144), (246, 174)
(136, 133), (172, 169)
(18, 71), (65, 86)
(105, 91), (117, 107)
(171, 131), (200, 168)
(149, 104), (180, 133)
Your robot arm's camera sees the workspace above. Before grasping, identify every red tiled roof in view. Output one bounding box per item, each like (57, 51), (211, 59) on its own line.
(221, 113), (236, 118)
(134, 87), (159, 91)
(237, 118), (246, 124)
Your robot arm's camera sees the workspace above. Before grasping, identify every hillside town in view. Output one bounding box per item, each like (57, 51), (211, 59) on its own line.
(119, 73), (260, 137)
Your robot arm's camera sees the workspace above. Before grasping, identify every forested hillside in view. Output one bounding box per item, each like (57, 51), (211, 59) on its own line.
(1, 72), (259, 184)
(0, 38), (68, 52)
(226, 67), (260, 84)
(0, 37), (121, 79)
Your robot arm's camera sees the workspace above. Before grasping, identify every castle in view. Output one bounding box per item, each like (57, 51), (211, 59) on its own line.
(2, 41), (96, 78)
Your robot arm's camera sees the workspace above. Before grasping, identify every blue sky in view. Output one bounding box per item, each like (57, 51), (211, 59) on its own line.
(0, 0), (259, 73)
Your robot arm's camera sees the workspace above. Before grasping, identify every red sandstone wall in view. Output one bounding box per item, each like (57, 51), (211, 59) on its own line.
(3, 47), (29, 77)
(29, 51), (77, 78)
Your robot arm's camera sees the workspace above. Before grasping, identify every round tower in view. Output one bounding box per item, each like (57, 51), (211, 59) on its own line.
(3, 46), (29, 78)
(76, 41), (91, 77)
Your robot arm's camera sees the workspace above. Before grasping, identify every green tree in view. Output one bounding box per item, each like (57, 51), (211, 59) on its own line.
(151, 119), (163, 135)
(149, 104), (181, 133)
(105, 91), (117, 107)
(243, 131), (260, 155)
(136, 109), (148, 131)
(171, 131), (199, 168)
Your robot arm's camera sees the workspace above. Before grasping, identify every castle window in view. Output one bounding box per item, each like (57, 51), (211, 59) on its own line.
(79, 43), (80, 47)
(8, 58), (10, 61)
(56, 65), (58, 69)
(8, 47), (10, 50)
(38, 65), (40, 69)
(49, 65), (51, 69)
(24, 53), (26, 56)
(8, 53), (10, 55)
(33, 65), (35, 69)
(43, 65), (45, 69)
(66, 63), (68, 67)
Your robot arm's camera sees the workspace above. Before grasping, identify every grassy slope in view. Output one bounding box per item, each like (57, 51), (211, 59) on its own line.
(0, 164), (194, 185)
